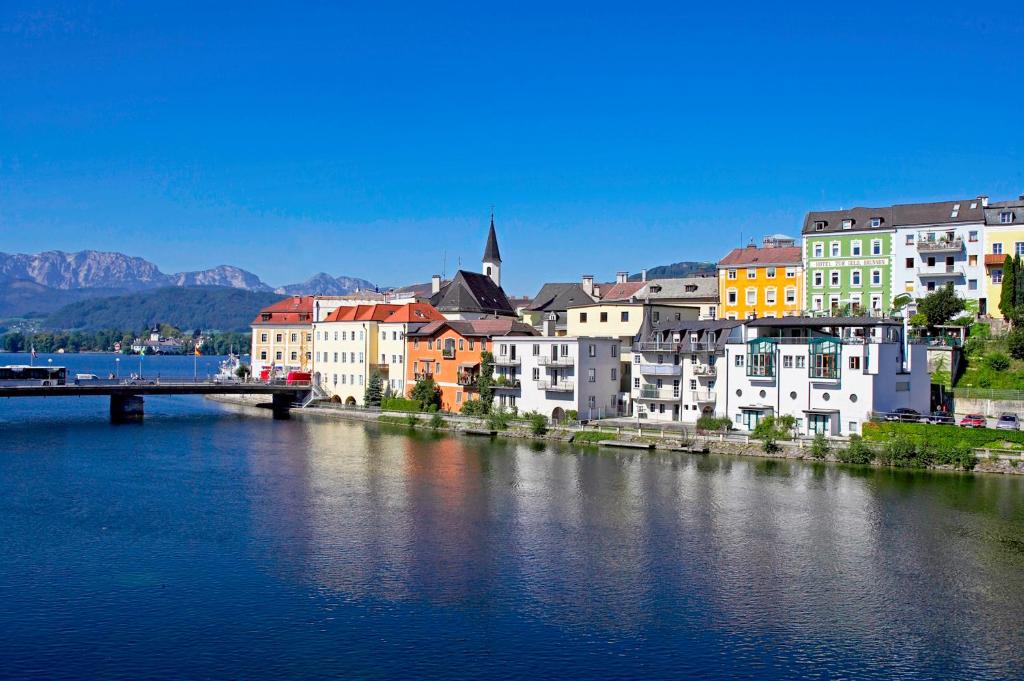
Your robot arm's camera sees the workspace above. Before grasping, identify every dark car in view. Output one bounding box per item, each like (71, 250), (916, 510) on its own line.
(885, 408), (924, 423)
(959, 413), (987, 428)
(926, 412), (955, 425)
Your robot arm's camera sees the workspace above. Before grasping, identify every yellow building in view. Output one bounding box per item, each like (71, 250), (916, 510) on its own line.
(983, 199), (1024, 319)
(717, 238), (803, 320)
(250, 296), (314, 379)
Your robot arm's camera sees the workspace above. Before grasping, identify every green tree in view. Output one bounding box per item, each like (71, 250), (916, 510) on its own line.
(1008, 328), (1024, 360)
(810, 432), (830, 460)
(364, 372), (384, 407)
(477, 350), (495, 409)
(410, 376), (442, 411)
(999, 255), (1016, 320)
(916, 283), (966, 328)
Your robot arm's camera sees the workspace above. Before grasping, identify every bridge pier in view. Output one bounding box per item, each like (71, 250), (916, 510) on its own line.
(110, 394), (144, 423)
(271, 392), (292, 420)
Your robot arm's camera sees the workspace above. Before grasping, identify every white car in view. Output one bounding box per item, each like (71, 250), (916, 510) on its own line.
(74, 373), (100, 381)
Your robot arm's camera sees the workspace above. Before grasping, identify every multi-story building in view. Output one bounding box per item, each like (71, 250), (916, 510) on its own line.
(637, 277), (719, 320)
(250, 295), (315, 379)
(405, 318), (538, 411)
(630, 320), (741, 423)
(983, 196), (1024, 319)
(376, 304), (447, 396)
(717, 236), (803, 319)
(723, 317), (928, 437)
(427, 216), (517, 320)
(491, 335), (622, 421)
(890, 198), (987, 313)
(802, 209), (895, 315)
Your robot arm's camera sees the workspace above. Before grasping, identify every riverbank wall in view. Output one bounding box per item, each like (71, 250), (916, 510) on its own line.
(205, 395), (1024, 476)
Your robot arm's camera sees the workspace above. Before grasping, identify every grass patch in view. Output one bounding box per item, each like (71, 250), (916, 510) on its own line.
(573, 431), (618, 445)
(379, 414), (419, 427)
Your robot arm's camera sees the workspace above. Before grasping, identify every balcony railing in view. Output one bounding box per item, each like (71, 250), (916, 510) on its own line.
(492, 379), (522, 391)
(639, 386), (680, 400)
(916, 265), (962, 278)
(692, 364), (717, 377)
(916, 237), (963, 253)
(691, 390), (716, 403)
(457, 373), (479, 387)
(632, 341), (679, 352)
(413, 372), (434, 381)
(537, 355), (574, 367)
(536, 380), (574, 392)
(639, 363), (682, 376)
(493, 355), (521, 366)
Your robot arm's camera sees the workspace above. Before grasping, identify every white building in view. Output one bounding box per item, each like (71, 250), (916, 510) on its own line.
(491, 335), (622, 422)
(630, 320), (741, 423)
(890, 197), (988, 313)
(723, 317), (929, 437)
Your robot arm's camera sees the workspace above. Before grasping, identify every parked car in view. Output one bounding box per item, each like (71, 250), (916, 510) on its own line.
(959, 413), (987, 428)
(996, 413), (1020, 431)
(925, 412), (955, 425)
(75, 373), (99, 381)
(885, 408), (925, 423)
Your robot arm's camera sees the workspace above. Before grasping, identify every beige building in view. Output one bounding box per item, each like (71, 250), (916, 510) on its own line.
(250, 296), (314, 379)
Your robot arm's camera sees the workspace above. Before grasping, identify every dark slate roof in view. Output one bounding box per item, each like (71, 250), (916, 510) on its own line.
(637, 317), (742, 349)
(804, 198), (990, 235)
(483, 215), (501, 262)
(526, 282), (595, 312)
(802, 207), (894, 235)
(429, 270), (514, 316)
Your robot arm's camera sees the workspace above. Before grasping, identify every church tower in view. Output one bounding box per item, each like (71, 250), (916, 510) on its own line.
(482, 212), (502, 287)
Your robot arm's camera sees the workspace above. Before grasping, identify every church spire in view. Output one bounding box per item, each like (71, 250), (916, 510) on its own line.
(483, 211), (502, 263)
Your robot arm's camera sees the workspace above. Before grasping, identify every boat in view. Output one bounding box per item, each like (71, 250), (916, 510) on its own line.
(215, 352), (244, 382)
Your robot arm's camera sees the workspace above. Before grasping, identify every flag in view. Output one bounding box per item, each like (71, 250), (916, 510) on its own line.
(194, 345), (202, 357)
(31, 345), (37, 359)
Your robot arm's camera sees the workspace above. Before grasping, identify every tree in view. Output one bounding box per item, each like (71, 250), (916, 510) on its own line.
(999, 254), (1016, 320)
(916, 283), (966, 328)
(1008, 328), (1024, 360)
(892, 293), (913, 312)
(364, 372), (383, 407)
(410, 376), (442, 411)
(477, 350), (495, 409)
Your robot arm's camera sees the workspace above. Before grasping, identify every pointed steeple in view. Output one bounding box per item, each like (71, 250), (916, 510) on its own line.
(483, 212), (502, 262)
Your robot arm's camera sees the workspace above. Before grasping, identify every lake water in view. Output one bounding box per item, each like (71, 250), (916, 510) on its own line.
(2, 353), (1024, 679)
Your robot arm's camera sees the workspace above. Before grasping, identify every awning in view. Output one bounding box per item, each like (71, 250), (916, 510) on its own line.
(739, 405), (775, 412)
(459, 362), (480, 370)
(802, 408), (840, 414)
(420, 358), (434, 362)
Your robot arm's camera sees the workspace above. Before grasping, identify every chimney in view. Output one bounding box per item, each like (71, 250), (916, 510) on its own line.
(616, 271), (627, 284)
(641, 269), (647, 282)
(582, 274), (594, 298)
(431, 274), (441, 295)
(543, 313), (557, 337)
(978, 195), (989, 207)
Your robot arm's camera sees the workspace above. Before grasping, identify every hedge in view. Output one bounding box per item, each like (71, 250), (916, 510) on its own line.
(381, 397), (422, 413)
(863, 422), (1024, 450)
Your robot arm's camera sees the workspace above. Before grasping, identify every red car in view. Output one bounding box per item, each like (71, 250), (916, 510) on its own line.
(959, 414), (986, 428)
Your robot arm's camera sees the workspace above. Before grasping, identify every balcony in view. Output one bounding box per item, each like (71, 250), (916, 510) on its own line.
(537, 355), (574, 367)
(639, 363), (682, 376)
(442, 349), (456, 359)
(632, 341), (678, 352)
(492, 379), (522, 391)
(457, 373), (479, 387)
(691, 390), (716, 403)
(692, 364), (717, 377)
(536, 380), (575, 392)
(493, 355), (521, 366)
(916, 237), (963, 254)
(916, 265), (962, 278)
(413, 372), (434, 381)
(639, 386), (680, 401)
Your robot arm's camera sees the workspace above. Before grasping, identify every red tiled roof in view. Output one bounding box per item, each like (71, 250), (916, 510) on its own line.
(320, 302), (446, 324)
(251, 296), (315, 325)
(718, 245), (803, 267)
(383, 303), (446, 323)
(985, 254), (1009, 267)
(599, 281), (646, 301)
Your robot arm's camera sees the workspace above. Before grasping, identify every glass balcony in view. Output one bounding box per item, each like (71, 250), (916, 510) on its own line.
(536, 380), (574, 392)
(639, 386), (680, 400)
(639, 363), (682, 376)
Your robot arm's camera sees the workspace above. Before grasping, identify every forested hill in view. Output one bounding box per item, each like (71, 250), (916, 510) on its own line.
(628, 261), (717, 280)
(43, 287), (284, 332)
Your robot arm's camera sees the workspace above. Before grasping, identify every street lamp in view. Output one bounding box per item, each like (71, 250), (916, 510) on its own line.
(115, 357), (120, 379)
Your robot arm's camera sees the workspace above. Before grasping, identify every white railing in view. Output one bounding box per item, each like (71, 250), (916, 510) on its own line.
(537, 380), (575, 392)
(639, 363), (682, 376)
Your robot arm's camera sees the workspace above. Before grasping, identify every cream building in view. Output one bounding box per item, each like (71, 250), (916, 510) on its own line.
(250, 296), (314, 379)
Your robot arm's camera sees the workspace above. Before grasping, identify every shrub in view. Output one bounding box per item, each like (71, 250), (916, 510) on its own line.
(696, 415), (732, 432)
(1008, 328), (1024, 361)
(405, 413), (419, 427)
(810, 433), (830, 460)
(487, 406), (511, 431)
(752, 415), (784, 454)
(529, 413), (547, 435)
(565, 409), (578, 423)
(837, 435), (874, 465)
(410, 377), (442, 411)
(429, 413), (445, 430)
(381, 396), (421, 413)
(460, 399), (489, 416)
(986, 352), (1011, 371)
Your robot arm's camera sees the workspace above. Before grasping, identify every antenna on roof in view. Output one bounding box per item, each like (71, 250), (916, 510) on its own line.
(442, 250), (446, 279)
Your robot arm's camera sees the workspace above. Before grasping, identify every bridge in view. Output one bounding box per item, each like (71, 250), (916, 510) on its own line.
(0, 380), (313, 422)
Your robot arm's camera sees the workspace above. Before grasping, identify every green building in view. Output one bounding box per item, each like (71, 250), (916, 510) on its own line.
(802, 207), (895, 314)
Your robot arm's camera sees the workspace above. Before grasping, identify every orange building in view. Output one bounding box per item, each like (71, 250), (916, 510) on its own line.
(717, 237), (803, 319)
(405, 318), (538, 411)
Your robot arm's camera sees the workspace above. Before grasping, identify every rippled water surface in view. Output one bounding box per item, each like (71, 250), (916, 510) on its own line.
(2, 354), (1024, 679)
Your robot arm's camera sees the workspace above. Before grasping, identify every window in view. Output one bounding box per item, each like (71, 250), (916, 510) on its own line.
(968, 279), (978, 291)
(611, 345), (618, 357)
(1017, 242), (1024, 256)
(633, 354), (641, 364)
(766, 267), (776, 279)
(830, 241), (840, 257)
(813, 243), (824, 258)
(459, 339), (464, 351)
(261, 333), (268, 342)
(588, 368), (596, 383)
(560, 344), (569, 357)
(969, 255), (978, 266)
(905, 257), (914, 268)
(588, 344), (596, 357)
(851, 241), (862, 256)
(1001, 211), (1014, 224)
(532, 368), (540, 380)
(600, 312), (608, 322)
(652, 311), (660, 322)
(870, 217), (882, 228)
(785, 267), (797, 278)
(611, 368), (617, 380)
(795, 356), (805, 369)
(260, 351), (267, 360)
(532, 344), (540, 356)
(633, 377), (640, 389)
(746, 288), (756, 305)
(275, 351), (282, 360)
(290, 333), (297, 342)
(813, 272), (823, 288)
(969, 230), (978, 242)
(709, 305), (717, 319)
(812, 295), (823, 310)
(727, 269), (737, 279)
(814, 221), (826, 231)
(849, 356), (861, 370)
(276, 334), (283, 343)
(785, 287), (796, 304)
(993, 268), (1003, 284)
(499, 343), (508, 356)
(765, 288), (776, 305)
(333, 352), (339, 362)
(747, 268), (757, 279)
(580, 312), (588, 323)
(727, 289), (738, 304)
(830, 271), (840, 287)
(905, 234), (914, 245)
(871, 240), (882, 255)
(851, 270), (861, 286)
(993, 242), (1004, 255)
(734, 355), (744, 367)
(871, 269), (881, 286)
(456, 391), (462, 404)
(842, 219), (852, 229)
(783, 355), (793, 369)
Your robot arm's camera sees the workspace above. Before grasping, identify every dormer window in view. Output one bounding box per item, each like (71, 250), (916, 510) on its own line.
(814, 221), (826, 231)
(261, 313), (271, 321)
(870, 217), (882, 228)
(1001, 211), (1015, 224)
(842, 219), (853, 229)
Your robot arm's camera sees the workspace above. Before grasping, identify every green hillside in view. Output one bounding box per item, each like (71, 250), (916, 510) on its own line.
(629, 261), (716, 281)
(43, 286), (284, 332)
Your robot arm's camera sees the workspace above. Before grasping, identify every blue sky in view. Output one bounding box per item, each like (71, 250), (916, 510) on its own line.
(1, 1), (1022, 294)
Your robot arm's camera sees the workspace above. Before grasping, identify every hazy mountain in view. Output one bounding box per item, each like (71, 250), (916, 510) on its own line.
(0, 250), (167, 291)
(170, 265), (272, 291)
(275, 273), (376, 296)
(629, 261), (717, 281)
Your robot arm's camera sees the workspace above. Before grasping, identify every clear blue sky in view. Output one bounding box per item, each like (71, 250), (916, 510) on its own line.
(1, 1), (1022, 294)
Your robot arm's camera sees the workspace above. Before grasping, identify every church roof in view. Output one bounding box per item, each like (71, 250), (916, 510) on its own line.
(483, 214), (502, 262)
(429, 270), (514, 316)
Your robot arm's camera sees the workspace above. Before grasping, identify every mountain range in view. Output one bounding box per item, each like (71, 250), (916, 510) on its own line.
(0, 250), (376, 317)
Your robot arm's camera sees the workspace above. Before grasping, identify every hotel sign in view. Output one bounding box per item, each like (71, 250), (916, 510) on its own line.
(810, 258), (888, 268)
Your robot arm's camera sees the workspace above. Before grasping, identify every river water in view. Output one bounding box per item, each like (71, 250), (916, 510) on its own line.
(2, 353), (1024, 679)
